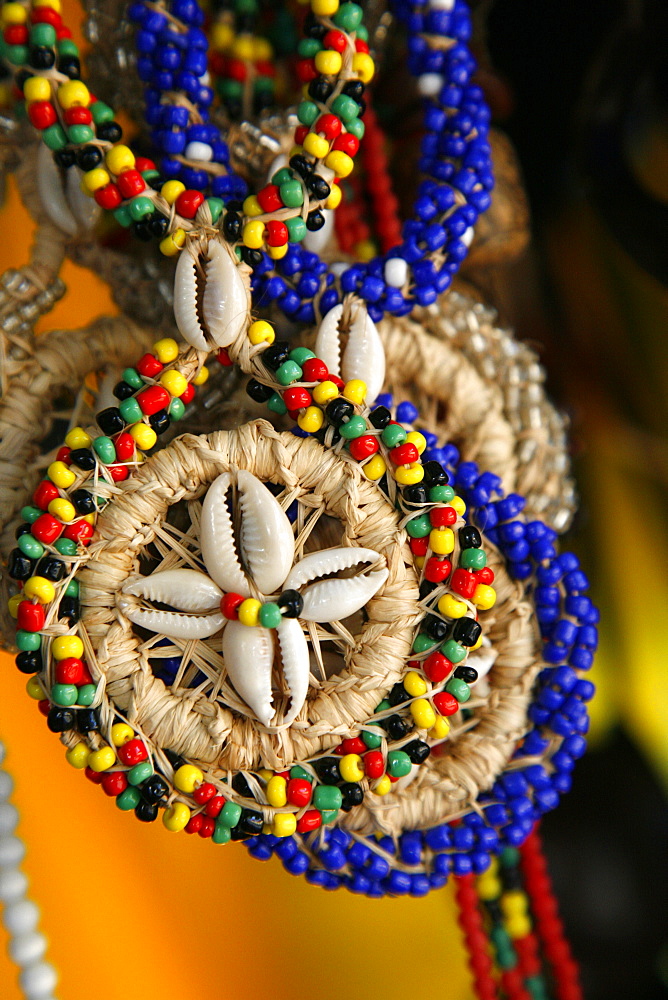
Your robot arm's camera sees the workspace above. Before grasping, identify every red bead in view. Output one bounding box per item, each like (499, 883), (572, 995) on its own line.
(193, 782), (217, 804)
(296, 58), (318, 84)
(30, 7), (61, 26)
(180, 384), (195, 404)
(389, 442), (418, 465)
(63, 106), (92, 126)
(136, 353), (163, 378)
(117, 168), (145, 199)
(79, 661), (93, 685)
(33, 480), (60, 510)
(323, 29), (347, 52)
(329, 374), (345, 391)
(287, 778), (312, 807)
(37, 699), (50, 717)
(5, 24), (28, 43)
(424, 556), (452, 583)
(136, 385), (170, 416)
(101, 771), (128, 797)
(474, 567), (495, 585)
(451, 568), (477, 599)
(332, 133), (359, 157)
(134, 157), (156, 173)
(55, 657), (85, 685)
(265, 220), (288, 247)
(355, 39), (370, 53)
(255, 60), (275, 78)
(56, 25), (72, 39)
(433, 691), (459, 716)
(85, 766), (104, 784)
(113, 433), (135, 462)
(283, 386), (312, 410)
(221, 592), (244, 620)
(216, 348), (233, 367)
(117, 738), (148, 766)
(198, 817), (215, 838)
(62, 519), (94, 543)
(302, 358), (328, 381)
(315, 113), (342, 141)
(430, 505), (457, 527)
(257, 184), (283, 213)
(348, 435), (379, 462)
(294, 125), (309, 146)
(28, 101), (57, 130)
(204, 795), (225, 817)
(94, 183), (122, 210)
(226, 57), (247, 82)
(17, 601), (45, 632)
(296, 809), (322, 833)
(108, 464), (129, 482)
(363, 749), (385, 778)
(424, 651), (453, 684)
(340, 736), (367, 755)
(175, 189), (205, 219)
(32, 513), (63, 544)
(185, 815), (203, 834)
(409, 536), (429, 557)
(56, 446), (71, 464)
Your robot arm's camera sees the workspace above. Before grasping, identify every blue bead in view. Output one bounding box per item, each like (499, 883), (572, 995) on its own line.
(542, 642), (566, 665)
(319, 846), (347, 871)
(347, 842), (371, 869)
(552, 665), (577, 692)
(569, 648), (594, 671)
(246, 841), (273, 861)
(366, 853), (390, 880)
(424, 824), (451, 850)
(319, 288), (340, 314)
(452, 853), (473, 876)
(483, 803), (508, 827)
(471, 851), (491, 874)
(388, 871), (412, 894)
(452, 826), (475, 850)
(284, 851), (310, 875)
(349, 873), (371, 894)
(553, 619), (578, 646)
(396, 401), (420, 424)
(274, 837), (297, 860)
(574, 679), (595, 701)
(476, 827), (499, 851)
(360, 276), (385, 303)
(429, 873), (449, 889)
(410, 874), (431, 896)
(534, 788), (559, 812)
(564, 570), (590, 592)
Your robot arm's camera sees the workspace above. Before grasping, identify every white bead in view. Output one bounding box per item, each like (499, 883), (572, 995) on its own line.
(19, 961), (58, 999)
(0, 769), (13, 800)
(462, 225), (474, 247)
(384, 257), (408, 288)
(0, 867), (28, 902)
(417, 73), (443, 97)
(2, 899), (40, 935)
(0, 834), (26, 866)
(329, 261), (349, 277)
(0, 801), (19, 835)
(8, 931), (47, 966)
(184, 141), (213, 162)
(430, 0), (455, 9)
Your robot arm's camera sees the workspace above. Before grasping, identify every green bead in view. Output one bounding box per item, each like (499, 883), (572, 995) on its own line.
(119, 397), (143, 423)
(254, 76), (274, 94)
(212, 822), (231, 844)
(6, 45), (29, 65)
(345, 117), (365, 140)
(272, 167), (294, 186)
(259, 602), (282, 628)
(116, 787), (142, 811)
(235, 0), (258, 14)
(339, 415), (368, 439)
(280, 180), (304, 209)
(57, 38), (79, 57)
(19, 506), (41, 524)
(445, 677), (471, 703)
(128, 197), (154, 221)
(93, 436), (116, 464)
(297, 38), (322, 57)
(206, 197), (224, 223)
(55, 538), (77, 556)
(64, 579), (79, 598)
(361, 728), (382, 749)
(30, 23), (56, 45)
(460, 547), (486, 570)
(381, 423), (407, 448)
(18, 534), (44, 560)
(113, 206), (133, 228)
(286, 216), (307, 242)
(168, 397), (186, 421)
(413, 632), (437, 654)
(356, 24), (368, 41)
(406, 513), (432, 538)
(16, 630), (41, 652)
(386, 750), (412, 778)
(90, 100), (113, 123)
(297, 101), (319, 127)
(127, 761), (153, 786)
(500, 847), (520, 867)
(429, 484), (455, 502)
(122, 367), (144, 389)
(218, 78), (243, 99)
(52, 683), (78, 707)
(76, 684), (96, 707)
(333, 1), (363, 30)
(289, 347), (315, 365)
(219, 801), (242, 827)
(331, 94), (360, 124)
(267, 392), (287, 415)
(276, 360), (302, 386)
(441, 639), (467, 664)
(319, 809), (339, 824)
(42, 124), (67, 151)
(67, 124), (94, 144)
(526, 976), (549, 1000)
(375, 699), (390, 714)
(141, 169), (160, 184)
(489, 927), (515, 969)
(313, 784), (342, 812)
(289, 765), (313, 782)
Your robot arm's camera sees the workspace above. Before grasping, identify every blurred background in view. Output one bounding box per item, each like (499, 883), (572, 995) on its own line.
(1, 0), (667, 997)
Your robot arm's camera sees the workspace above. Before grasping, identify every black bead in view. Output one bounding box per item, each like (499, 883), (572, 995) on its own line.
(226, 200), (243, 214)
(15, 70), (30, 90)
(386, 715), (411, 741)
(388, 682), (411, 707)
(459, 525), (482, 549)
(419, 580), (437, 600)
(340, 782), (364, 812)
(308, 78), (333, 102)
(289, 154), (314, 178)
(231, 773), (252, 797)
(29, 46), (55, 69)
(306, 209), (325, 232)
(69, 449), (96, 472)
(342, 80), (365, 102)
(148, 214), (169, 238)
(305, 174), (330, 200)
(54, 148), (76, 170)
(148, 409), (170, 435)
(454, 666), (478, 685)
(486, 900), (503, 922)
(76, 145), (102, 171)
(452, 618), (482, 647)
(142, 775), (169, 803)
(501, 867), (524, 891)
(422, 461), (448, 487)
(222, 97), (242, 119)
(369, 406), (391, 429)
(277, 590), (303, 618)
(76, 708), (99, 733)
(96, 121), (122, 143)
(404, 739), (431, 764)
(222, 211), (241, 241)
(58, 55), (81, 79)
(261, 342), (290, 371)
(59, 596), (79, 624)
(38, 555), (66, 582)
(15, 524), (31, 539)
(147, 175), (164, 192)
(96, 407), (126, 436)
(133, 220), (153, 242)
(304, 11), (327, 39)
(134, 799), (159, 822)
(239, 246), (263, 268)
(163, 748), (185, 769)
(314, 757), (341, 785)
(8, 549), (33, 581)
(70, 489), (96, 515)
(423, 614), (448, 642)
(15, 650), (42, 674)
(113, 380), (136, 401)
(402, 484), (428, 507)
(237, 808), (263, 836)
(246, 378), (274, 403)
(47, 707), (75, 733)
(229, 826), (252, 841)
(325, 398), (354, 426)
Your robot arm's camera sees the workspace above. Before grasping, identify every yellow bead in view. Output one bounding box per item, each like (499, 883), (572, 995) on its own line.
(242, 220), (266, 249)
(48, 498), (76, 522)
(160, 180), (185, 205)
(47, 461), (76, 489)
(23, 576), (55, 604)
(252, 37), (272, 60)
(438, 593), (467, 618)
(88, 747), (116, 772)
(81, 514), (95, 525)
(210, 22), (233, 49)
(315, 50), (343, 75)
(415, 555), (425, 570)
(404, 670), (428, 697)
(7, 593), (22, 619)
(163, 802), (190, 832)
(353, 52), (375, 84)
(2, 3), (28, 23)
(231, 35), (255, 60)
(430, 715), (450, 740)
(410, 698), (437, 730)
(470, 633), (484, 651)
(339, 754), (364, 782)
(52, 635), (83, 660)
(65, 743), (90, 769)
(501, 890), (527, 917)
(34, 0), (60, 10)
(303, 132), (330, 160)
(312, 380), (339, 404)
(110, 722), (134, 747)
(83, 168), (110, 193)
(473, 584), (496, 610)
(238, 598), (262, 626)
(451, 496), (466, 516)
(65, 426), (92, 450)
(394, 462), (425, 486)
(325, 150), (354, 178)
(325, 183), (342, 210)
(406, 431), (427, 454)
(159, 228), (186, 257)
(23, 76), (50, 102)
(248, 320), (275, 345)
(57, 80), (89, 109)
(258, 769), (273, 782)
(342, 379), (367, 405)
(297, 406), (324, 433)
(272, 812), (297, 838)
(373, 774), (392, 796)
(477, 875), (502, 901)
(243, 194), (263, 217)
(174, 764), (204, 793)
(153, 337), (179, 363)
(104, 145), (134, 176)
(193, 366), (209, 386)
(26, 677), (45, 700)
(363, 454), (387, 481)
(289, 145), (304, 160)
(129, 422), (158, 451)
(266, 775), (287, 807)
(311, 0), (339, 15)
(355, 239), (376, 262)
(160, 370), (188, 397)
(267, 243), (288, 260)
(430, 526), (454, 555)
(506, 915), (532, 940)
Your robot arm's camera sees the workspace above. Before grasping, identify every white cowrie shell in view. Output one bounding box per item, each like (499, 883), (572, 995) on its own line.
(275, 618), (310, 726)
(37, 143), (78, 236)
(467, 644), (497, 686)
(123, 568), (222, 612)
(237, 470), (294, 596)
(314, 300), (386, 404)
(118, 599), (225, 640)
(222, 619), (274, 727)
(173, 239), (250, 351)
(284, 547), (388, 623)
(66, 166), (101, 231)
(200, 473), (250, 596)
